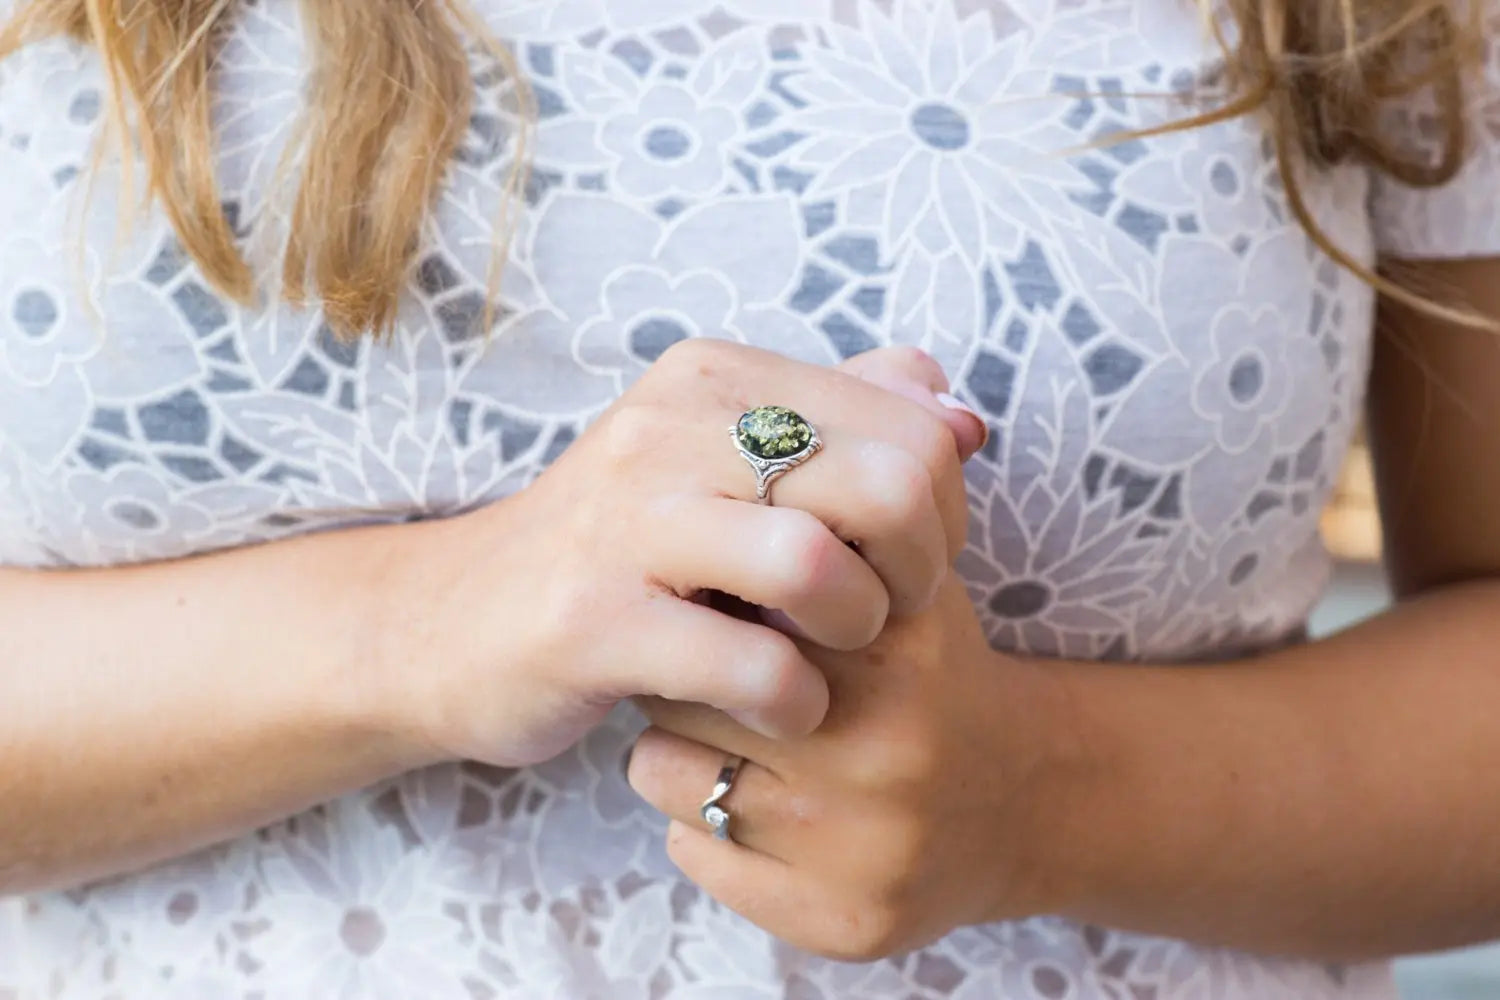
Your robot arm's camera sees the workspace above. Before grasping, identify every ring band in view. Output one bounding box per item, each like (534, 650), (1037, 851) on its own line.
(731, 406), (822, 505)
(700, 755), (744, 842)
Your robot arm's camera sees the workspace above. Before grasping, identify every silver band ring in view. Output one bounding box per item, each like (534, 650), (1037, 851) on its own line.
(731, 406), (822, 505)
(700, 755), (744, 842)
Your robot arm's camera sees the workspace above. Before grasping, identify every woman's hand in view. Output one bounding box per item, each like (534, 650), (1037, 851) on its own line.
(0, 342), (985, 896)
(624, 573), (1074, 961)
(383, 341), (987, 770)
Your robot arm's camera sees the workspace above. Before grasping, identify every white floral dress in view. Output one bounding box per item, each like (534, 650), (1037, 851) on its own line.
(2, 0), (1497, 997)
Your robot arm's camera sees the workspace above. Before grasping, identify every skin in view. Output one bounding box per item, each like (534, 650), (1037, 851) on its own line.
(0, 340), (985, 895)
(627, 258), (1500, 962)
(8, 255), (1498, 966)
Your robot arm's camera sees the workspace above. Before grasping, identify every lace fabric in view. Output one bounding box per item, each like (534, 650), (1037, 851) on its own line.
(3, 0), (1495, 995)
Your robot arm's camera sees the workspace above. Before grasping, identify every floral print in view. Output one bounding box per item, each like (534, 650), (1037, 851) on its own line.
(247, 801), (476, 1000)
(787, 0), (1080, 264)
(3, 0), (1496, 996)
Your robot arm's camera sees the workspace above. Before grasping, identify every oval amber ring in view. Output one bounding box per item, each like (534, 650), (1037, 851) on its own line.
(730, 406), (822, 505)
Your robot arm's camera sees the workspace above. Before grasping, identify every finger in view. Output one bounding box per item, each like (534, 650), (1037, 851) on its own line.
(837, 347), (988, 461)
(828, 348), (979, 555)
(836, 345), (951, 394)
(768, 434), (950, 616)
(646, 341), (972, 571)
(675, 423), (951, 617)
(856, 372), (988, 463)
(591, 599), (829, 738)
(646, 495), (889, 650)
(634, 695), (775, 761)
(627, 728), (797, 860)
(664, 819), (856, 960)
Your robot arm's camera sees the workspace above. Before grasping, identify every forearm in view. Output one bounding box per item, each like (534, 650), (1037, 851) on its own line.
(0, 523), (436, 895)
(1027, 578), (1500, 958)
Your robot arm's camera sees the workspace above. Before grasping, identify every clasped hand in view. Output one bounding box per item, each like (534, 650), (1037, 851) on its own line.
(386, 340), (1062, 958)
(628, 570), (1068, 960)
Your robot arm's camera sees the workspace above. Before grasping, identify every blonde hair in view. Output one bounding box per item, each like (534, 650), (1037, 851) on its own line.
(0, 0), (1484, 338)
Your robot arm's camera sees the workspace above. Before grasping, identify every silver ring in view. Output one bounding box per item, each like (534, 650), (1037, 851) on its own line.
(730, 406), (822, 505)
(700, 755), (744, 842)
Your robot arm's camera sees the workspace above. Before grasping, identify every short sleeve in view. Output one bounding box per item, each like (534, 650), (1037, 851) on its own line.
(1370, 3), (1500, 259)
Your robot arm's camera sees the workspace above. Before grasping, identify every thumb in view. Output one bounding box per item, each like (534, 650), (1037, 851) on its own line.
(837, 347), (989, 460)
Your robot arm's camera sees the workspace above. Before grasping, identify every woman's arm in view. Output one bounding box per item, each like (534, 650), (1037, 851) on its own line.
(0, 342), (978, 897)
(1028, 256), (1500, 958)
(620, 271), (1500, 961)
(0, 520), (428, 895)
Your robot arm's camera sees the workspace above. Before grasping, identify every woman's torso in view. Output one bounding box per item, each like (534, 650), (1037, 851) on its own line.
(0, 0), (1397, 996)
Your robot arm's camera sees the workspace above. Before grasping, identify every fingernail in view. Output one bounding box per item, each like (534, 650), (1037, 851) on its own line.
(936, 393), (990, 451)
(727, 708), (783, 739)
(759, 607), (812, 641)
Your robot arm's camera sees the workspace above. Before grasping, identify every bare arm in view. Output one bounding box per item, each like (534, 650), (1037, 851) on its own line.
(0, 520), (428, 894)
(1021, 257), (1500, 958)
(0, 341), (976, 897)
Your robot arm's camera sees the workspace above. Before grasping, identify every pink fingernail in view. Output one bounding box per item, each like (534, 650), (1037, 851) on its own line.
(936, 393), (990, 450)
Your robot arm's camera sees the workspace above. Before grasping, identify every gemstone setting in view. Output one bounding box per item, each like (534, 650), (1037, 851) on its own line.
(735, 406), (815, 460)
(731, 406), (822, 504)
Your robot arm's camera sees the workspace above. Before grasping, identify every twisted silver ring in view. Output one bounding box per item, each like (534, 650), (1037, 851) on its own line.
(731, 406), (822, 505)
(700, 755), (744, 842)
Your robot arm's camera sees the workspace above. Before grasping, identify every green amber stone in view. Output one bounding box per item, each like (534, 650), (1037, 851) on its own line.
(736, 406), (814, 460)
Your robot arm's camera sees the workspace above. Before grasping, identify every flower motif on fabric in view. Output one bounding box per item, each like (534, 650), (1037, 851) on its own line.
(1192, 306), (1292, 454)
(600, 84), (740, 198)
(786, 0), (1083, 264)
(63, 466), (214, 558)
(505, 709), (671, 894)
(1117, 140), (1280, 248)
(960, 461), (1164, 659)
(480, 192), (829, 413)
(956, 332), (1164, 659)
(0, 889), (98, 996)
(1104, 232), (1337, 536)
(497, 882), (679, 1000)
(551, 33), (767, 200)
(0, 40), (104, 185)
(0, 236), (102, 387)
(83, 848), (254, 982)
(249, 798), (475, 999)
(576, 269), (735, 371)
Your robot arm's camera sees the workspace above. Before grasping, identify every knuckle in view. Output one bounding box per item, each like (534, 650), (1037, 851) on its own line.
(884, 345), (947, 386)
(530, 568), (612, 668)
(844, 729), (942, 792)
(815, 901), (909, 963)
(914, 411), (960, 477)
(888, 738), (943, 789)
(770, 511), (843, 602)
(740, 632), (807, 706)
(597, 404), (663, 463)
(859, 445), (933, 533)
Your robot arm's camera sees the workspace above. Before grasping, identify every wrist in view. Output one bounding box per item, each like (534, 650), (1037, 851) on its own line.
(987, 656), (1107, 922)
(1003, 659), (1327, 935)
(350, 515), (469, 770)
(362, 493), (561, 767)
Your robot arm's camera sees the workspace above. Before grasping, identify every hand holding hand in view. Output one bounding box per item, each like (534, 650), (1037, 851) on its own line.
(627, 573), (1072, 960)
(380, 341), (986, 770)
